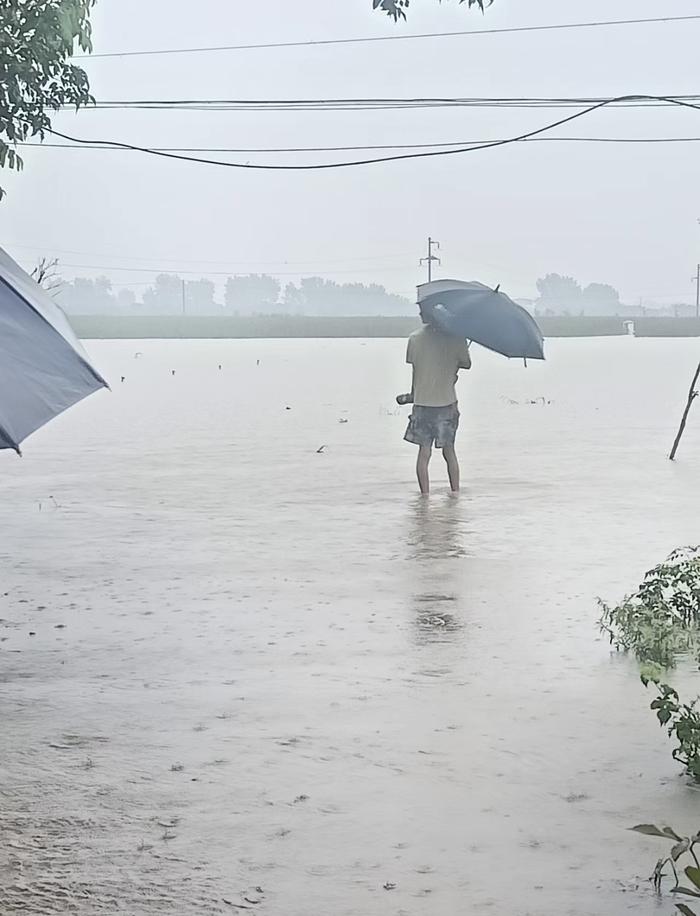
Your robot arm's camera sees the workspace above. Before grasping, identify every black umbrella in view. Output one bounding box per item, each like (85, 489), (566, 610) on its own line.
(417, 279), (545, 360)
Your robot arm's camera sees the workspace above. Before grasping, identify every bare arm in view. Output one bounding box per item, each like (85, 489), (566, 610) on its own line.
(458, 340), (472, 371)
(396, 339), (416, 404)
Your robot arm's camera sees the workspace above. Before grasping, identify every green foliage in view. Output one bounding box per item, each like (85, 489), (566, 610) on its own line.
(631, 823), (700, 912)
(376, 0), (492, 22)
(599, 549), (700, 669)
(600, 548), (700, 781)
(650, 685), (700, 783)
(0, 0), (96, 199)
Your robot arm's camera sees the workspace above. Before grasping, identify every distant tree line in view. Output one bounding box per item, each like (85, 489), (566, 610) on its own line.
(534, 274), (695, 318)
(51, 269), (696, 319)
(535, 274), (621, 316)
(56, 273), (415, 317)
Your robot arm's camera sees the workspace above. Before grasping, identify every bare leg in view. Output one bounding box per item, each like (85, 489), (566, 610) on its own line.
(416, 444), (432, 495)
(442, 444), (460, 492)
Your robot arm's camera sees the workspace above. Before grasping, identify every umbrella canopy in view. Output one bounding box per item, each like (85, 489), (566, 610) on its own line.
(417, 279), (545, 360)
(0, 247), (108, 454)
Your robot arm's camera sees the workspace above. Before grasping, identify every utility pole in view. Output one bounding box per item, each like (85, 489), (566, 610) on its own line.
(181, 279), (186, 315)
(420, 237), (441, 283)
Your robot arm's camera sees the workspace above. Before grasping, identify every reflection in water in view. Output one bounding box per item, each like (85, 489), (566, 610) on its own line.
(414, 602), (462, 640)
(405, 496), (470, 646)
(405, 495), (469, 562)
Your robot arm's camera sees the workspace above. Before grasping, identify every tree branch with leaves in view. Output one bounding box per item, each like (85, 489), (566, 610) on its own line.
(375, 0), (492, 21)
(0, 0), (96, 199)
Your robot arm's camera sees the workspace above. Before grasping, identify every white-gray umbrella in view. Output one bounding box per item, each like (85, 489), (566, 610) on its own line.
(0, 247), (108, 454)
(418, 279), (545, 360)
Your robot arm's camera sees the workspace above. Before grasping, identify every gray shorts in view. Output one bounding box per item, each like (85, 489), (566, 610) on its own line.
(404, 402), (459, 449)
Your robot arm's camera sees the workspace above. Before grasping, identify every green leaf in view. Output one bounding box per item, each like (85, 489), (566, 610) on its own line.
(632, 824), (677, 838)
(673, 840), (691, 860)
(0, 0), (94, 184)
(676, 904), (698, 916)
(641, 662), (663, 685)
(687, 867), (700, 890)
(674, 887), (700, 899)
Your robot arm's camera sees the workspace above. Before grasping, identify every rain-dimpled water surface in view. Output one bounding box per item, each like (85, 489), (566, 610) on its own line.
(2, 336), (700, 915)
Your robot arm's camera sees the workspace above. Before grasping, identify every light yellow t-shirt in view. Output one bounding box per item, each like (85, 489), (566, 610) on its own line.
(406, 326), (471, 407)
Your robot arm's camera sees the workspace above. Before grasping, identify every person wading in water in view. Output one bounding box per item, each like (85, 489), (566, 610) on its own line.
(398, 303), (471, 495)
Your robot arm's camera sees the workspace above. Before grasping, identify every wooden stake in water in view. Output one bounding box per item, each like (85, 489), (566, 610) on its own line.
(669, 362), (700, 461)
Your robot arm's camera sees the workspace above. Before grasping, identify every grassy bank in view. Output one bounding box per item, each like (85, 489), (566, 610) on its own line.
(68, 314), (700, 340)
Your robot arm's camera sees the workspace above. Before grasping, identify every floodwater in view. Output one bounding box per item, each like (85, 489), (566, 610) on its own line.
(2, 337), (700, 915)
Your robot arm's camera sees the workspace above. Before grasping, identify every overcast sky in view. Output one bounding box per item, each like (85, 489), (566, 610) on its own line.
(2, 0), (700, 304)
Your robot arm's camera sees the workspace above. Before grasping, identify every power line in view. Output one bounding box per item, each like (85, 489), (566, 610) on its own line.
(63, 95), (700, 111)
(92, 279), (154, 287)
(8, 242), (413, 266)
(75, 14), (700, 60)
(7, 243), (534, 288)
(21, 136), (700, 155)
(46, 95), (700, 172)
(58, 262), (414, 277)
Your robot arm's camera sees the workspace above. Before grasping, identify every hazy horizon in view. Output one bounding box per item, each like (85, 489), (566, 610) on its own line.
(2, 0), (700, 307)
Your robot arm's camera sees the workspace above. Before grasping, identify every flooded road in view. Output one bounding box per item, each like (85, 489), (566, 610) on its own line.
(2, 337), (700, 915)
